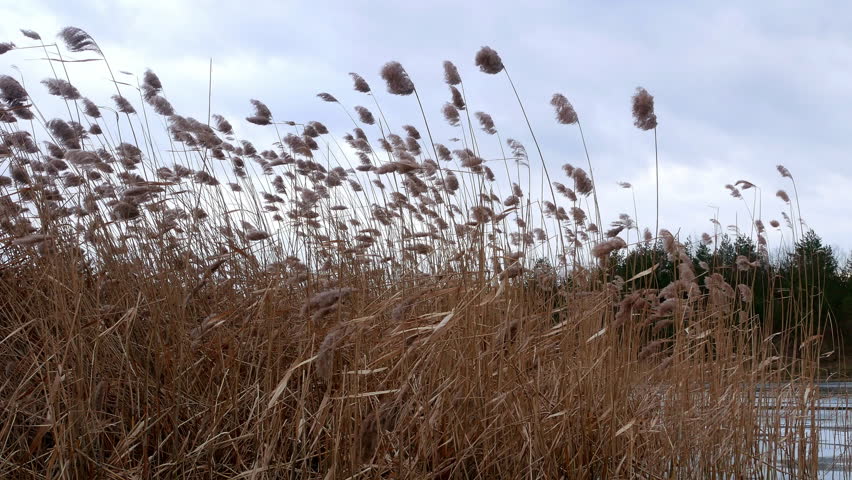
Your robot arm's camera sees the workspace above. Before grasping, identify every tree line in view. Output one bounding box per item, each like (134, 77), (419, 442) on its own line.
(606, 230), (852, 346)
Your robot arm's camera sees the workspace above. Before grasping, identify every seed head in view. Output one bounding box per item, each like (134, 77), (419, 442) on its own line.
(475, 111), (496, 134)
(450, 86), (465, 110)
(442, 103), (460, 126)
(41, 78), (81, 100)
(20, 29), (41, 40)
(631, 87), (657, 130)
(380, 61), (415, 95)
(355, 106), (375, 125)
(401, 125), (420, 140)
(475, 46), (504, 74)
(591, 237), (627, 260)
(246, 99), (272, 125)
(112, 95), (136, 114)
(58, 26), (102, 55)
(349, 72), (371, 93)
(82, 98), (101, 118)
(550, 93), (578, 125)
(316, 92), (338, 103)
(443, 60), (462, 85)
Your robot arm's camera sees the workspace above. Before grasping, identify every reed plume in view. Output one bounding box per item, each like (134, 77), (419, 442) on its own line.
(475, 111), (497, 134)
(450, 86), (465, 110)
(355, 106), (375, 125)
(443, 60), (462, 85)
(380, 61), (415, 95)
(475, 46), (504, 74)
(442, 103), (460, 126)
(112, 95), (136, 114)
(632, 87), (657, 130)
(20, 29), (41, 40)
(550, 93), (578, 124)
(349, 72), (371, 93)
(246, 99), (272, 125)
(317, 92), (338, 102)
(57, 26), (102, 55)
(41, 78), (81, 100)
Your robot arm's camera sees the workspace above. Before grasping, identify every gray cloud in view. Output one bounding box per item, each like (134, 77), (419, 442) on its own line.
(1, 0), (850, 251)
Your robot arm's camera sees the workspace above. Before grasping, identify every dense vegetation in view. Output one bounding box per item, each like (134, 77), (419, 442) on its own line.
(0, 27), (846, 478)
(604, 231), (852, 349)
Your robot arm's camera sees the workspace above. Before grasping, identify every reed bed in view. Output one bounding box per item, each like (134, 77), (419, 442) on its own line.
(0, 27), (836, 478)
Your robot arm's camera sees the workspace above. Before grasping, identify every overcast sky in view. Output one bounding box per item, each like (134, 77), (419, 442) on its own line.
(2, 1), (851, 255)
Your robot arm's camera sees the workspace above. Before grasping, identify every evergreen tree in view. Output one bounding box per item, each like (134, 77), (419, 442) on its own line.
(778, 230), (845, 337)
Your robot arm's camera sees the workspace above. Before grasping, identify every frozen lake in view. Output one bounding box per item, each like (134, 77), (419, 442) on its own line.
(809, 383), (851, 478)
(762, 382), (852, 479)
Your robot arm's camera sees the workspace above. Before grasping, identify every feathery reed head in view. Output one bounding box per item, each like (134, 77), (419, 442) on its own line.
(81, 98), (101, 118)
(380, 61), (415, 95)
(443, 60), (462, 85)
(10, 165), (30, 184)
(47, 119), (81, 149)
(725, 184), (741, 199)
(402, 125), (420, 140)
(58, 26), (102, 55)
(475, 46), (504, 74)
(475, 111), (497, 134)
(20, 29), (41, 40)
(554, 182), (577, 202)
(41, 78), (81, 100)
(776, 164), (792, 178)
(592, 237), (627, 260)
(141, 69), (165, 102)
(507, 138), (528, 166)
(111, 201), (140, 221)
(112, 95), (136, 114)
(631, 87), (657, 130)
(308, 121), (328, 135)
(0, 75), (29, 107)
(735, 179), (756, 190)
(212, 114), (233, 135)
(143, 69), (163, 91)
(246, 99), (272, 125)
(0, 43), (14, 55)
(149, 96), (175, 116)
(349, 72), (371, 93)
(354, 106), (375, 125)
(572, 168), (593, 196)
(442, 103), (460, 126)
(435, 143), (452, 161)
(450, 86), (465, 110)
(550, 93), (578, 125)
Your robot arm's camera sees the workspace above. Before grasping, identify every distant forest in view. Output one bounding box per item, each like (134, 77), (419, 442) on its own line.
(536, 230), (852, 347)
(634, 231), (850, 344)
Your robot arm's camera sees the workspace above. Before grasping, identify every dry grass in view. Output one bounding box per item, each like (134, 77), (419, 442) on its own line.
(0, 27), (838, 478)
